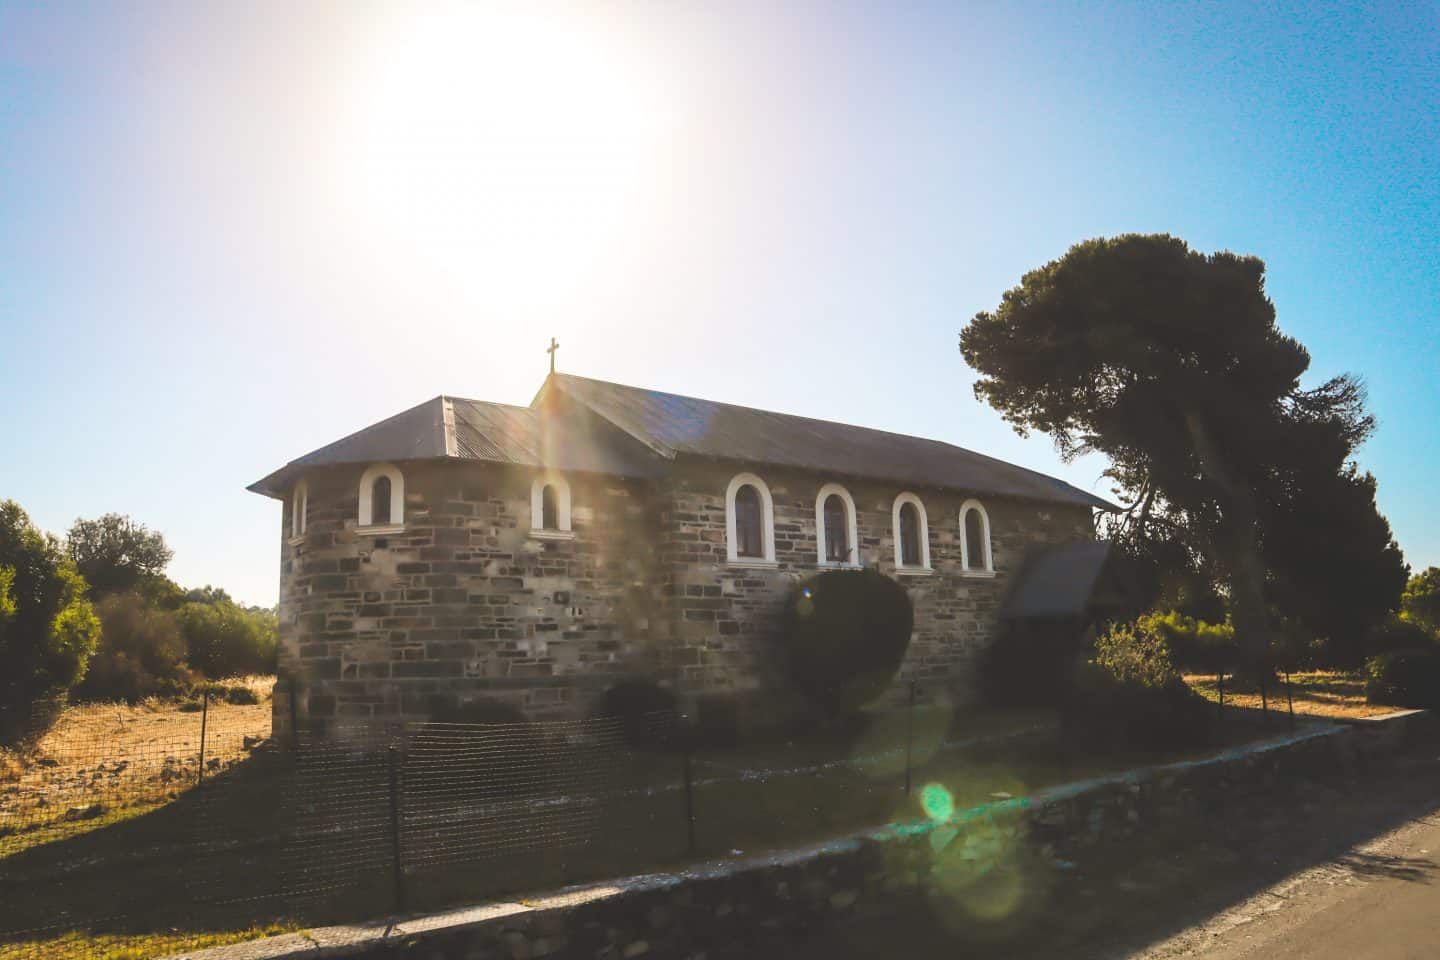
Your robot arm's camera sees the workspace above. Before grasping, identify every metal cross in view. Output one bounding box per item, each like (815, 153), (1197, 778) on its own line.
(547, 337), (560, 374)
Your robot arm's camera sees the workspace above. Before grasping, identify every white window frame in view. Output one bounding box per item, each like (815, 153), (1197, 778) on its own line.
(959, 498), (995, 576)
(530, 474), (574, 540)
(288, 478), (308, 545)
(891, 492), (932, 573)
(725, 472), (776, 566)
(357, 463), (405, 534)
(815, 483), (860, 568)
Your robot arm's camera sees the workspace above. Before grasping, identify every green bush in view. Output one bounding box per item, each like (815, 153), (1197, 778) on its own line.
(1064, 620), (1212, 754)
(1365, 617), (1436, 659)
(779, 569), (913, 716)
(1140, 610), (1235, 675)
(75, 593), (191, 702)
(177, 600), (278, 678)
(0, 501), (100, 716)
(1364, 650), (1440, 709)
(977, 621), (1089, 708)
(592, 679), (679, 749)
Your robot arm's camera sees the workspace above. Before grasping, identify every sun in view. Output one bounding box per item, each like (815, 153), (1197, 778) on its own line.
(337, 3), (672, 312)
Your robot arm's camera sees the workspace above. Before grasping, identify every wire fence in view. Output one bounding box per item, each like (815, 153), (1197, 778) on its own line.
(0, 679), (1046, 960)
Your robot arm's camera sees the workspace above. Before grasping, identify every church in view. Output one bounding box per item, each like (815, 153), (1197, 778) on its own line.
(248, 363), (1114, 734)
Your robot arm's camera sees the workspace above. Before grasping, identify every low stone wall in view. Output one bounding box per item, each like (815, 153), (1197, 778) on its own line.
(168, 712), (1430, 960)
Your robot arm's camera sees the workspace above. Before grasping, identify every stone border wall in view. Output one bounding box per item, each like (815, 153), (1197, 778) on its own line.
(166, 711), (1433, 960)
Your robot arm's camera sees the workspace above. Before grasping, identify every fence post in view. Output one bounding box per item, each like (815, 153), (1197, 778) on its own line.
(196, 687), (210, 786)
(1284, 671), (1296, 731)
(387, 743), (406, 915)
(682, 744), (696, 856)
(903, 679), (916, 798)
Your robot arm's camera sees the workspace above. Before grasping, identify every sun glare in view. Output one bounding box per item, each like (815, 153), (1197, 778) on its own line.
(339, 4), (671, 311)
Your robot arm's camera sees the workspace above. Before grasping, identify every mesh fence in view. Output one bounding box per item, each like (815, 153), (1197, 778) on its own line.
(0, 683), (1009, 960)
(0, 699), (694, 960)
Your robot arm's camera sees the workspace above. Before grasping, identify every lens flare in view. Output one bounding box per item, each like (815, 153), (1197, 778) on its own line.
(920, 782), (954, 822)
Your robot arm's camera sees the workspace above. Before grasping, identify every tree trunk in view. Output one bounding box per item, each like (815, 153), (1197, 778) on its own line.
(1184, 413), (1271, 685)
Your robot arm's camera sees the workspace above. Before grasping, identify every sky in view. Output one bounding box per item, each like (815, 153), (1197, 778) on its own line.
(1, 0), (1436, 606)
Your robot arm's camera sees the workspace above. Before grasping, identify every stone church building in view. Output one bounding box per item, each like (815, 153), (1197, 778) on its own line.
(248, 373), (1112, 732)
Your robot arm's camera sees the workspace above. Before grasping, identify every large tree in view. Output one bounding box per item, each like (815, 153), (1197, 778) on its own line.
(0, 501), (101, 715)
(66, 513), (173, 598)
(960, 234), (1403, 676)
(1402, 567), (1440, 634)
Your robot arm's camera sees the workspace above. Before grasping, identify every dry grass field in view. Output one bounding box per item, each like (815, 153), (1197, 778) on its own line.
(1184, 670), (1398, 720)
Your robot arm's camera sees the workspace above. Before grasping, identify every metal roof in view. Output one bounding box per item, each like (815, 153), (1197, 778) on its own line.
(249, 374), (1116, 511)
(544, 374), (1115, 510)
(997, 541), (1115, 620)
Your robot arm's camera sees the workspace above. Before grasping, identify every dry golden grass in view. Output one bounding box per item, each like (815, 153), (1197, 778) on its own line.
(1185, 670), (1399, 719)
(0, 676), (275, 854)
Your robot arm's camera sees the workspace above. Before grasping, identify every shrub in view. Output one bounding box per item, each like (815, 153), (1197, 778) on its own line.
(779, 569), (913, 717)
(1064, 620), (1212, 754)
(1139, 610), (1235, 675)
(977, 621), (1089, 708)
(177, 601), (278, 678)
(592, 679), (679, 749)
(1364, 650), (1440, 709)
(75, 593), (191, 702)
(0, 501), (101, 716)
(1365, 616), (1436, 659)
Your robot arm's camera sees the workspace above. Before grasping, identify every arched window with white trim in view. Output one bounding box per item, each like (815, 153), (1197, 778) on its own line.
(290, 478), (308, 540)
(725, 472), (775, 564)
(959, 499), (994, 575)
(892, 492), (930, 571)
(530, 474), (573, 538)
(358, 463), (405, 530)
(815, 483), (859, 566)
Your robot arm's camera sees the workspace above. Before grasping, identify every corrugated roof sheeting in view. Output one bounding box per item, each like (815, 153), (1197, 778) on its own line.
(548, 374), (1114, 509)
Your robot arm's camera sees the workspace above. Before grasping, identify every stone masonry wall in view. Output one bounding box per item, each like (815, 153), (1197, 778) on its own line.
(656, 460), (1094, 718)
(277, 457), (1094, 732)
(279, 460), (664, 728)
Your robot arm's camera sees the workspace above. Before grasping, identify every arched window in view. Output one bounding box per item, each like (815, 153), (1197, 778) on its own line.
(371, 476), (392, 525)
(892, 492), (930, 571)
(959, 499), (994, 574)
(541, 485), (558, 529)
(814, 483), (858, 566)
(358, 463), (405, 530)
(725, 472), (775, 564)
(290, 479), (308, 539)
(530, 475), (573, 537)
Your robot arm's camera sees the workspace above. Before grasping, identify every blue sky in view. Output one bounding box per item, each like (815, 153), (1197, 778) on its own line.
(1, 0), (1436, 606)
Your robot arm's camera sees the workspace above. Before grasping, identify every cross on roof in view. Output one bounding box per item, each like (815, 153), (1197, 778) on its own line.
(547, 337), (560, 374)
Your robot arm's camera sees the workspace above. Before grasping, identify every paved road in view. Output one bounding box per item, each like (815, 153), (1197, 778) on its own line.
(1136, 797), (1440, 960)
(748, 745), (1440, 960)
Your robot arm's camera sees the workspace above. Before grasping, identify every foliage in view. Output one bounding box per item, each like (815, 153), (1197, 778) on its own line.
(977, 621), (1090, 707)
(1066, 619), (1212, 753)
(592, 679), (679, 748)
(176, 600), (278, 678)
(1261, 462), (1408, 666)
(0, 501), (101, 714)
(1364, 616), (1436, 658)
(1364, 651), (1440, 710)
(961, 234), (1403, 676)
(779, 568), (913, 716)
(65, 514), (173, 599)
(75, 594), (192, 702)
(1139, 610), (1235, 675)
(1402, 567), (1440, 634)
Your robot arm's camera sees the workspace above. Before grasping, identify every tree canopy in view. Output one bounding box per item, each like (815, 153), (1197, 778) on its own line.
(0, 501), (100, 713)
(66, 513), (173, 598)
(961, 234), (1405, 673)
(1403, 567), (1440, 634)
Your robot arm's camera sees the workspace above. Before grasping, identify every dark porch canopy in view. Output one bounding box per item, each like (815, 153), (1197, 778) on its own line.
(998, 541), (1140, 622)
